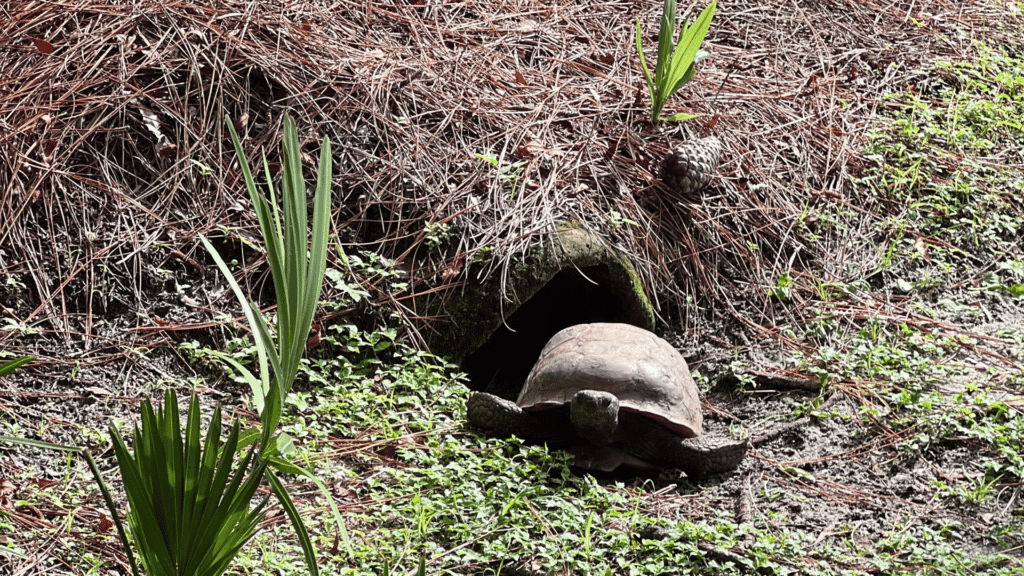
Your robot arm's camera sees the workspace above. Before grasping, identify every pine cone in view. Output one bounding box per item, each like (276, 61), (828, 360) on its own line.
(660, 136), (722, 195)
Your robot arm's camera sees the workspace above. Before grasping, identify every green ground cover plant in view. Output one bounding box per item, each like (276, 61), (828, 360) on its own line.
(859, 42), (1024, 275)
(199, 316), (1020, 575)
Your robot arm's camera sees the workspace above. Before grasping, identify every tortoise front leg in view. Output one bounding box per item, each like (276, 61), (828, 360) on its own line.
(466, 392), (545, 440)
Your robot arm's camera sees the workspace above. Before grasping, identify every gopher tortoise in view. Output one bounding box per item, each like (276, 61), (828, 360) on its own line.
(467, 323), (748, 478)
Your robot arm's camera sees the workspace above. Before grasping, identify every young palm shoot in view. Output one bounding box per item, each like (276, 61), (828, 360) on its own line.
(199, 114), (351, 574)
(636, 0), (716, 126)
(109, 391), (269, 576)
(2, 390), (271, 576)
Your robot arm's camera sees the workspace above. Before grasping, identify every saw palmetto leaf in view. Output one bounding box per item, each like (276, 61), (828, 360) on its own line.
(109, 391), (268, 576)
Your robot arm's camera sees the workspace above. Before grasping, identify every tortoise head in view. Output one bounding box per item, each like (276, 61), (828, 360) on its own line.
(569, 390), (620, 446)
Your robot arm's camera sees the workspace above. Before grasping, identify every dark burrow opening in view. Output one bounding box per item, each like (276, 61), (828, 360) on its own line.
(460, 264), (649, 400)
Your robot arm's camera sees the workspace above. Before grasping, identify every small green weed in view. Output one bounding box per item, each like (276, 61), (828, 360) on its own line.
(857, 42), (1024, 289)
(473, 152), (527, 204)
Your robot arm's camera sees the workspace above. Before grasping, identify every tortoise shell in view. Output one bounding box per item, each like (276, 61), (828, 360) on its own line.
(517, 323), (703, 438)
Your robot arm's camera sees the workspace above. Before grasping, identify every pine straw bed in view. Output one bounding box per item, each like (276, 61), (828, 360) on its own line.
(0, 0), (1021, 353)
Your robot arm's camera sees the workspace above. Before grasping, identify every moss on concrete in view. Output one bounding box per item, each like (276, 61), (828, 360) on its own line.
(423, 224), (654, 365)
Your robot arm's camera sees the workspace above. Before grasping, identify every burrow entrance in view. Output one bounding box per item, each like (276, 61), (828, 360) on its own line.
(461, 264), (650, 400)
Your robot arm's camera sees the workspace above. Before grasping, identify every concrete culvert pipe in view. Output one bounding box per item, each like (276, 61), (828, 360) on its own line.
(423, 224), (655, 401)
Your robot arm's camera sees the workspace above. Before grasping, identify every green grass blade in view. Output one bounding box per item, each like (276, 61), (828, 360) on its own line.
(223, 119), (278, 403)
(136, 397), (176, 567)
(259, 147), (292, 375)
(200, 495), (269, 576)
(0, 356), (32, 377)
(291, 135), (332, 396)
(195, 451), (267, 574)
(260, 149), (288, 315)
(178, 393), (203, 561)
(655, 0), (676, 91)
(165, 391), (186, 564)
(77, 447), (143, 576)
(270, 457), (353, 558)
(279, 116), (307, 379)
(661, 111), (702, 122)
(0, 435), (77, 452)
(235, 426), (260, 451)
(158, 391), (184, 562)
(249, 303), (283, 410)
(225, 118), (287, 303)
(0, 435), (141, 576)
(200, 350), (267, 414)
(260, 384), (283, 453)
(266, 470), (319, 576)
(226, 116), (288, 326)
(200, 236), (281, 412)
(669, 61), (699, 95)
(111, 417), (175, 572)
(635, 18), (657, 112)
(181, 402), (224, 571)
(186, 426), (255, 574)
(251, 150), (293, 432)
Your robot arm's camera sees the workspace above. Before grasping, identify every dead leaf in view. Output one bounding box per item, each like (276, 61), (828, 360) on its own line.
(305, 323), (322, 351)
(914, 237), (930, 262)
(603, 141), (617, 162)
(42, 138), (57, 159)
(441, 254), (466, 282)
(633, 88), (644, 108)
(703, 113), (720, 130)
(232, 113), (248, 133)
(30, 38), (54, 55)
(31, 478), (58, 490)
(597, 54), (614, 64)
(377, 443), (397, 459)
(97, 513), (113, 533)
(516, 140), (563, 159)
(140, 107), (163, 141)
(84, 386), (112, 397)
(516, 140), (545, 158)
(514, 70), (527, 85)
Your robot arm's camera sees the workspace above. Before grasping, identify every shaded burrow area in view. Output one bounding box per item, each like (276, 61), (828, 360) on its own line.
(459, 264), (651, 400)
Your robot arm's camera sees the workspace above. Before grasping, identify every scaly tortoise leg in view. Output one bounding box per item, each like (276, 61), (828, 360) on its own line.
(466, 392), (545, 440)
